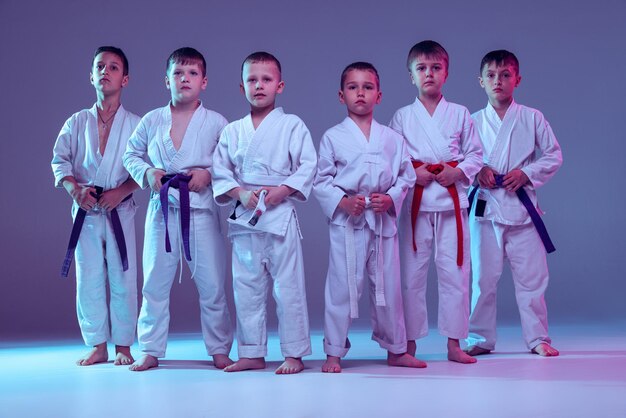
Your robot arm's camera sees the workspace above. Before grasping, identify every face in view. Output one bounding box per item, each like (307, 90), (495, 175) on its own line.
(90, 52), (128, 95)
(240, 61), (284, 110)
(165, 62), (207, 104)
(409, 55), (448, 98)
(339, 69), (381, 117)
(479, 62), (521, 104)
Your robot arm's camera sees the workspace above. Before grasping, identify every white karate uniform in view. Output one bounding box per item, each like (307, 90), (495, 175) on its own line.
(123, 103), (232, 358)
(51, 104), (140, 347)
(467, 101), (562, 351)
(314, 118), (416, 357)
(212, 107), (316, 359)
(390, 98), (483, 340)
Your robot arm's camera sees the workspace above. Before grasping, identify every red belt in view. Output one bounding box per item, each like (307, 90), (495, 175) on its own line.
(411, 161), (463, 267)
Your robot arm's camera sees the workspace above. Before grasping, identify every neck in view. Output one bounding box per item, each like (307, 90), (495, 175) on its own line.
(490, 97), (513, 119)
(418, 92), (442, 115)
(250, 104), (275, 126)
(171, 99), (200, 113)
(96, 92), (121, 112)
(347, 112), (373, 139)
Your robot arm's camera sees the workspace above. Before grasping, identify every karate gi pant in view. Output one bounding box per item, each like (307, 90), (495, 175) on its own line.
(137, 199), (232, 358)
(323, 225), (407, 358)
(231, 217), (311, 359)
(399, 207), (470, 340)
(74, 199), (137, 347)
(467, 219), (551, 351)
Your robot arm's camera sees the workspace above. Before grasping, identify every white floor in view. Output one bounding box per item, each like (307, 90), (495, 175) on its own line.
(2, 324), (625, 418)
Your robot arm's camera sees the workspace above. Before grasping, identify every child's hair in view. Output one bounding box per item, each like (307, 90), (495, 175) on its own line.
(479, 50), (519, 75)
(406, 40), (449, 71)
(167, 47), (207, 77)
(241, 51), (282, 77)
(93, 46), (129, 76)
(340, 62), (380, 89)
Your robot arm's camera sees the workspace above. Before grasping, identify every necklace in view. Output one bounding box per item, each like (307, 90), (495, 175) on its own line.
(97, 106), (119, 130)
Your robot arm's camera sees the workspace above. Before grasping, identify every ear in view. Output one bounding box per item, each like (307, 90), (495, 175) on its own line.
(515, 75), (522, 87)
(276, 80), (285, 94)
(240, 82), (245, 95)
(338, 89), (345, 104)
(409, 71), (416, 85)
(478, 76), (485, 89)
(165, 75), (170, 90)
(90, 72), (95, 86)
(375, 90), (382, 104)
(201, 76), (208, 90)
(121, 74), (129, 88)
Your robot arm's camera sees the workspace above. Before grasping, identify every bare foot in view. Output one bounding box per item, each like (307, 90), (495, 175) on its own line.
(464, 345), (492, 357)
(223, 357), (266, 372)
(447, 338), (477, 364)
(76, 343), (108, 366)
(321, 355), (342, 373)
(532, 343), (559, 357)
(114, 345), (134, 366)
(212, 353), (234, 369)
(387, 352), (427, 368)
(129, 354), (159, 371)
(275, 357), (304, 375)
(407, 340), (416, 357)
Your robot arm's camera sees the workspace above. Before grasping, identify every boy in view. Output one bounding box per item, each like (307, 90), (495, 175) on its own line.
(390, 40), (483, 364)
(212, 51), (316, 374)
(123, 47), (233, 371)
(314, 62), (424, 372)
(51, 46), (140, 366)
(465, 50), (562, 357)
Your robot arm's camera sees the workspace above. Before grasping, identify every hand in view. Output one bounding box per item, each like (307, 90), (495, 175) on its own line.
(146, 168), (166, 193)
(414, 165), (435, 187)
(187, 169), (211, 193)
(338, 195), (366, 216)
(235, 187), (261, 209)
(477, 166), (498, 189)
(264, 185), (293, 206)
(98, 188), (127, 212)
(503, 169), (529, 192)
(435, 164), (463, 187)
(370, 193), (392, 213)
(63, 178), (97, 211)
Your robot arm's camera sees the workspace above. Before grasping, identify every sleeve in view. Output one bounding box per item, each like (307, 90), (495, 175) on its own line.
(211, 126), (241, 205)
(205, 113), (229, 175)
(312, 133), (345, 219)
(457, 109), (483, 188)
(122, 117), (153, 189)
(281, 119), (317, 202)
(51, 115), (76, 187)
(385, 138), (416, 217)
(389, 110), (403, 135)
(521, 112), (563, 188)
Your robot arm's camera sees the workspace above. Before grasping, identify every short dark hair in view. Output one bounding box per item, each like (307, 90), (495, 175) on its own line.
(93, 46), (129, 76)
(340, 62), (380, 89)
(406, 40), (449, 71)
(479, 50), (520, 75)
(167, 47), (206, 77)
(241, 51), (282, 78)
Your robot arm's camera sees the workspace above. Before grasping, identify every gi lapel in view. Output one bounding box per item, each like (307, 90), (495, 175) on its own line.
(411, 99), (454, 162)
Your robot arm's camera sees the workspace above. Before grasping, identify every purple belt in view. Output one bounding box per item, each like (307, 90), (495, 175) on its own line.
(468, 174), (555, 253)
(61, 186), (132, 277)
(160, 173), (192, 261)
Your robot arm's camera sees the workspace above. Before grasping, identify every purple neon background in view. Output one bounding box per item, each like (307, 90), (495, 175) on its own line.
(1, 0), (624, 341)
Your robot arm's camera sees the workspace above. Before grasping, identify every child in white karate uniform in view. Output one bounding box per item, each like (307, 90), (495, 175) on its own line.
(123, 47), (233, 371)
(52, 46), (140, 366)
(465, 50), (562, 357)
(212, 52), (316, 374)
(390, 40), (483, 364)
(314, 62), (424, 372)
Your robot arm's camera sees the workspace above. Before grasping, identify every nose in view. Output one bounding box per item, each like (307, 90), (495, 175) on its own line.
(255, 81), (262, 89)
